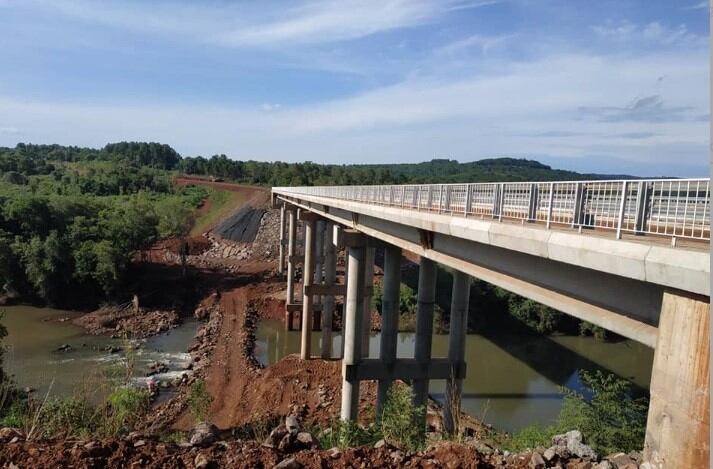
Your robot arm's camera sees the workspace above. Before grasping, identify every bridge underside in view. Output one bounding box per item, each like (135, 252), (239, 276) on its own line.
(277, 194), (668, 347)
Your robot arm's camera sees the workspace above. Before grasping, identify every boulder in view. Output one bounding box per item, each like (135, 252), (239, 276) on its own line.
(551, 430), (597, 460)
(189, 422), (219, 447)
(263, 424), (288, 448)
(607, 452), (638, 469)
(528, 451), (546, 469)
(296, 431), (319, 449)
(285, 415), (300, 435)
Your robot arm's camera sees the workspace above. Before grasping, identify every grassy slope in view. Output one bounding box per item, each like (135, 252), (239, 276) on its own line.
(189, 189), (247, 236)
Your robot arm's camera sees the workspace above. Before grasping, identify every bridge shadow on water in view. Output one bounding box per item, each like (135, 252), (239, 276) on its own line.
(393, 259), (652, 399)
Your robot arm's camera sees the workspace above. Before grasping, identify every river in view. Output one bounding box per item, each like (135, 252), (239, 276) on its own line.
(255, 320), (653, 433)
(2, 306), (653, 433)
(1, 306), (199, 400)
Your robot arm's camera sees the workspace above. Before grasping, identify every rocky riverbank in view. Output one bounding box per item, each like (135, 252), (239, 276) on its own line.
(72, 304), (182, 339)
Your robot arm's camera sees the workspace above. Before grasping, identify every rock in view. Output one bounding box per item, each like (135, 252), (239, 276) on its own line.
(0, 428), (23, 443)
(552, 430), (597, 460)
(263, 424), (288, 448)
(594, 461), (614, 469)
(374, 439), (387, 449)
(529, 451), (546, 469)
(55, 344), (73, 352)
(543, 447), (557, 461)
(275, 457), (302, 469)
(133, 440), (146, 448)
(194, 453), (211, 469)
(22, 386), (35, 394)
(327, 447), (342, 459)
(576, 463), (594, 469)
(285, 415), (300, 435)
(189, 422), (219, 447)
(296, 431), (318, 449)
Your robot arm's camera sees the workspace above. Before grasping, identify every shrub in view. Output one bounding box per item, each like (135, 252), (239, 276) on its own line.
(104, 387), (150, 436)
(317, 418), (380, 449)
(505, 370), (648, 454)
(379, 384), (426, 451)
(187, 379), (213, 423)
(578, 321), (607, 341)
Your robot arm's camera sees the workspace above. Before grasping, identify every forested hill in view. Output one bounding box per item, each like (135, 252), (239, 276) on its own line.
(0, 142), (636, 187)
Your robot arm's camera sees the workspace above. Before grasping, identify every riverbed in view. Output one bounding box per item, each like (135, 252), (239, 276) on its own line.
(255, 320), (653, 433)
(2, 306), (199, 400)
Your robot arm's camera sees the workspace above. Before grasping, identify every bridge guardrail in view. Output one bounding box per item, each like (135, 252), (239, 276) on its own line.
(274, 178), (710, 242)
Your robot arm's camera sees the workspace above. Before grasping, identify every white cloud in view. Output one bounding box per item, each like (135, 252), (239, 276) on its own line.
(0, 49), (706, 175)
(683, 1), (708, 10)
(592, 20), (704, 46)
(261, 103), (281, 112)
(434, 33), (515, 56)
(12, 0), (499, 48)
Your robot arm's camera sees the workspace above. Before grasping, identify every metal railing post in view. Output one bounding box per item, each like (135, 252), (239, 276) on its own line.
(464, 184), (473, 217)
(546, 183), (554, 229)
(616, 181), (628, 239)
(498, 183), (505, 221)
(527, 183), (539, 222)
(634, 181), (649, 235)
(572, 182), (585, 227)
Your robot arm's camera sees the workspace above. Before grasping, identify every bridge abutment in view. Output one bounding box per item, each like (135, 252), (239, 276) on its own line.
(644, 290), (710, 468)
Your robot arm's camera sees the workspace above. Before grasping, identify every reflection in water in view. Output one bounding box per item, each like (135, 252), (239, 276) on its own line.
(255, 320), (653, 432)
(3, 306), (198, 400)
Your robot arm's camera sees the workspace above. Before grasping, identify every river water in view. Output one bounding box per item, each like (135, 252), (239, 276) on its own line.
(255, 320), (653, 433)
(2, 306), (653, 433)
(2, 306), (199, 400)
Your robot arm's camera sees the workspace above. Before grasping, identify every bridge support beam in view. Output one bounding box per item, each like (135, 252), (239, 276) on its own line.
(321, 222), (337, 358)
(278, 204), (286, 275)
(413, 257), (437, 410)
(300, 212), (319, 359)
(285, 207), (297, 330)
(644, 290), (710, 468)
(376, 245), (402, 420)
(341, 237), (367, 421)
(362, 247), (375, 357)
(444, 270), (471, 434)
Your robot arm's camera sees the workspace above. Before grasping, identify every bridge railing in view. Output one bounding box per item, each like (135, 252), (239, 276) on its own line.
(274, 178), (710, 241)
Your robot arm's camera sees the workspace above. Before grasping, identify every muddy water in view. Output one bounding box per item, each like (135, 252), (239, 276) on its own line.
(255, 320), (653, 433)
(2, 306), (199, 400)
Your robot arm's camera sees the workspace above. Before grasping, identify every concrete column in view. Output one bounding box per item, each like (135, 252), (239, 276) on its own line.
(444, 270), (470, 434)
(340, 248), (349, 359)
(300, 217), (316, 360)
(285, 208), (297, 330)
(413, 257), (437, 409)
(278, 204), (286, 275)
(376, 245), (401, 419)
(314, 220), (325, 295)
(643, 290), (710, 468)
(340, 244), (366, 421)
(361, 246), (375, 357)
(321, 222), (336, 359)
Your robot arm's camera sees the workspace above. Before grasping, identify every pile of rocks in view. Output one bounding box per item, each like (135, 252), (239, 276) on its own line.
(492, 430), (645, 469)
(73, 306), (181, 339)
(262, 416), (319, 453)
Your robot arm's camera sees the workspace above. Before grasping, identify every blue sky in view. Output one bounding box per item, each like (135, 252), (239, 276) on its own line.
(0, 0), (709, 176)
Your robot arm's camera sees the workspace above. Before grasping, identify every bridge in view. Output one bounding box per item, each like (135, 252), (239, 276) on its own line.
(271, 178), (710, 468)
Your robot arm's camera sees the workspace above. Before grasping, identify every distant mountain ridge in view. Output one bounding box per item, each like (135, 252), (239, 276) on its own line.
(0, 142), (644, 186)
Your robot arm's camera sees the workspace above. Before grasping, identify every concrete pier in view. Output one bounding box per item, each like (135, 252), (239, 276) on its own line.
(341, 239), (366, 421)
(376, 245), (402, 419)
(278, 204), (286, 275)
(643, 290), (710, 468)
(321, 222), (336, 359)
(300, 213), (317, 359)
(285, 207), (297, 330)
(361, 246), (375, 357)
(444, 270), (471, 434)
(413, 257), (437, 409)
